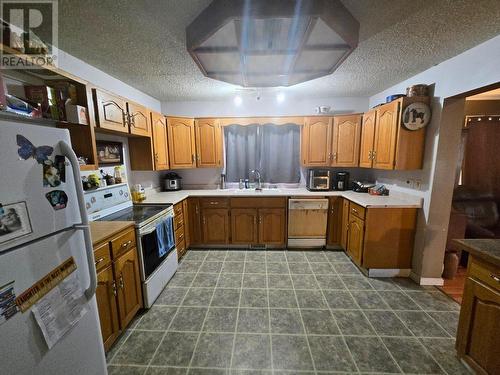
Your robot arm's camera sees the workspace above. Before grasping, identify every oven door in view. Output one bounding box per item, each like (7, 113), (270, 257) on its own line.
(138, 221), (175, 281)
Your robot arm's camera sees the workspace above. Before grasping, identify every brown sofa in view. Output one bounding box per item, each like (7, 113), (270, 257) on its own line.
(452, 186), (500, 239)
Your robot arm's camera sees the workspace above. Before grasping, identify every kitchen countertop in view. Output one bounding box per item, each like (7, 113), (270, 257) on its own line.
(452, 239), (500, 267)
(143, 188), (423, 208)
(89, 221), (134, 246)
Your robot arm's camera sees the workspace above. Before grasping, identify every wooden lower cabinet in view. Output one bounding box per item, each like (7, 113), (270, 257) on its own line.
(231, 208), (258, 244)
(187, 198), (202, 246)
(327, 197), (344, 248)
(96, 265), (120, 352)
(457, 257), (500, 374)
(202, 208), (230, 244)
(341, 201), (417, 269)
(93, 225), (142, 352)
(258, 208), (286, 246)
(347, 214), (364, 265)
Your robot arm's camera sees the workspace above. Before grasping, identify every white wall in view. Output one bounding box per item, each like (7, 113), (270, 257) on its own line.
(368, 34), (500, 280)
(162, 96), (368, 117)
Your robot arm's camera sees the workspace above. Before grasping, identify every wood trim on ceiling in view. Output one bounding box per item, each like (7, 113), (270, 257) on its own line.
(219, 116), (305, 126)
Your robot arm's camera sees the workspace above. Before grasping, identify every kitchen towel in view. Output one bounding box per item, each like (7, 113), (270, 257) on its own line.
(164, 216), (175, 253)
(156, 219), (168, 257)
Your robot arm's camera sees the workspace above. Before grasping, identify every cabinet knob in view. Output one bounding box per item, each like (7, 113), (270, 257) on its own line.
(119, 274), (124, 289)
(121, 240), (132, 249)
(111, 280), (117, 296)
(94, 257), (105, 266)
(491, 274), (500, 283)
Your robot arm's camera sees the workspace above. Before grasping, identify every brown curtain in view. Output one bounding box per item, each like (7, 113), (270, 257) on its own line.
(462, 119), (500, 197)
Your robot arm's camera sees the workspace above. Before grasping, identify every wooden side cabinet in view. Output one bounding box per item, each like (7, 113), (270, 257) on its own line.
(93, 225), (143, 352)
(327, 197), (344, 248)
(456, 256), (500, 374)
(195, 118), (222, 168)
(187, 198), (202, 246)
(167, 117), (196, 169)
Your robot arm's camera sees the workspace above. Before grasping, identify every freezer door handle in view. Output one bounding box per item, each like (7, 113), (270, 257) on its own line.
(59, 141), (97, 300)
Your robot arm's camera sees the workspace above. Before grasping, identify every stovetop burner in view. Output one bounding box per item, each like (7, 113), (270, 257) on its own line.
(97, 204), (172, 226)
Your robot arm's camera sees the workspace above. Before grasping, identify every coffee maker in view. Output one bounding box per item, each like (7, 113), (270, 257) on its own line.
(334, 172), (349, 191)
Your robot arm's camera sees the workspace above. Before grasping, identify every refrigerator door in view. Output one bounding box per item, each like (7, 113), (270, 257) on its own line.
(0, 229), (106, 375)
(0, 121), (82, 253)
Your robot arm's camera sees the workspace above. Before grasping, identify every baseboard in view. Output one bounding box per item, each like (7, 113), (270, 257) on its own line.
(410, 271), (444, 286)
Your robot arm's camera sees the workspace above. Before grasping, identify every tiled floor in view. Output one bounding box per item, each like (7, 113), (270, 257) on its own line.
(107, 250), (471, 375)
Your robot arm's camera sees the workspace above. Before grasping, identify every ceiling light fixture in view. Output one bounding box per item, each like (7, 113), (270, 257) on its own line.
(186, 0), (359, 87)
(277, 92), (285, 103)
(234, 95), (242, 106)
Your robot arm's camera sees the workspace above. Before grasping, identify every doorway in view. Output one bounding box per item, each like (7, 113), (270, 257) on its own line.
(440, 87), (500, 303)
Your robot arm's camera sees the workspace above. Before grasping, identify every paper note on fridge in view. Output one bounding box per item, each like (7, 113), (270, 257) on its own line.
(31, 272), (88, 349)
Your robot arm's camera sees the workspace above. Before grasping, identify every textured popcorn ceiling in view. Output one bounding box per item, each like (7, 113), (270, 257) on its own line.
(58, 0), (500, 101)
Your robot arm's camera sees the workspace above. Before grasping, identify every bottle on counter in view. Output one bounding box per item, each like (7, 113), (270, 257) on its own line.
(220, 174), (226, 190)
(132, 184), (146, 203)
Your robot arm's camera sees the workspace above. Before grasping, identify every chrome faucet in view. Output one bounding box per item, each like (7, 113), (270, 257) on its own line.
(250, 169), (262, 191)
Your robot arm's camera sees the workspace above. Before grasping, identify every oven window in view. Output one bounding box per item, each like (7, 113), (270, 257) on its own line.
(140, 229), (172, 279)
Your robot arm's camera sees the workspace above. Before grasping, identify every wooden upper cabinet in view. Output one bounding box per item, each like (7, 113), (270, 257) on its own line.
(93, 89), (128, 133)
(167, 117), (196, 169)
(96, 265), (120, 352)
(128, 102), (151, 137)
(373, 101), (399, 169)
(113, 247), (142, 328)
(258, 208), (286, 246)
(359, 110), (377, 168)
(301, 117), (332, 166)
(151, 112), (169, 170)
(195, 118), (222, 168)
(331, 114), (361, 167)
(202, 208), (229, 244)
(231, 208), (258, 245)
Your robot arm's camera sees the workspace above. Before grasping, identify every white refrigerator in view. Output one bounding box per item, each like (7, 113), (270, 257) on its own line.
(0, 120), (107, 375)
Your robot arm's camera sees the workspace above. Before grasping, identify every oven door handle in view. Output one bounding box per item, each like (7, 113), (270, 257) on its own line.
(140, 226), (157, 235)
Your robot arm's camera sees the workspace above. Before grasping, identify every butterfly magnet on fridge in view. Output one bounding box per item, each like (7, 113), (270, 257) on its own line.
(16, 134), (54, 164)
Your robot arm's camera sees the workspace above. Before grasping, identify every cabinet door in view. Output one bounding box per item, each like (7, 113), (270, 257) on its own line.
(187, 198), (202, 245)
(457, 277), (500, 374)
(93, 89), (128, 133)
(258, 208), (286, 246)
(128, 102), (152, 137)
(151, 112), (169, 170)
(182, 199), (191, 249)
(301, 117), (332, 166)
(195, 119), (222, 168)
(374, 101), (399, 169)
(347, 213), (364, 265)
(202, 208), (229, 244)
(331, 115), (361, 167)
(327, 197), (343, 247)
(231, 208), (258, 245)
(96, 265), (120, 352)
(340, 199), (349, 250)
(114, 247), (143, 329)
(359, 110), (376, 168)
(167, 117), (196, 169)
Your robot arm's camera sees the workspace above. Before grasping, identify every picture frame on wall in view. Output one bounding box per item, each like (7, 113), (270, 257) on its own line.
(0, 201), (33, 245)
(96, 141), (123, 166)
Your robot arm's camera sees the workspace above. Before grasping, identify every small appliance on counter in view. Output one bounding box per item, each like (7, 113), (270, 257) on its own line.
(334, 171), (349, 191)
(351, 181), (376, 193)
(163, 172), (182, 191)
(306, 169), (331, 191)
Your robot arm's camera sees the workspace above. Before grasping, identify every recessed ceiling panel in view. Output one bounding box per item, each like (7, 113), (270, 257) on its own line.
(187, 0), (359, 87)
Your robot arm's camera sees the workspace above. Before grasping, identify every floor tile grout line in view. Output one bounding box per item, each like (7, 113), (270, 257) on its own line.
(144, 250), (208, 373)
(265, 250), (275, 375)
(368, 279), (454, 375)
(228, 250), (246, 371)
(309, 252), (361, 375)
(185, 250), (227, 373)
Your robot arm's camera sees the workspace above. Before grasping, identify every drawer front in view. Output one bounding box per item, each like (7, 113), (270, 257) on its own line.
(174, 202), (184, 217)
(469, 257), (500, 292)
(177, 240), (186, 259)
(94, 242), (112, 272)
(175, 226), (185, 245)
(349, 202), (366, 219)
(200, 197), (229, 208)
(174, 212), (184, 230)
(230, 197), (286, 208)
(111, 228), (136, 259)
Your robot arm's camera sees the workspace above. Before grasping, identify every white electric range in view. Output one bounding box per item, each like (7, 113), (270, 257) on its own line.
(85, 184), (178, 308)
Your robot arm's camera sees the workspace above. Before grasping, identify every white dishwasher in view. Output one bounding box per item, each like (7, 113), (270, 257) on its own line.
(288, 198), (329, 248)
